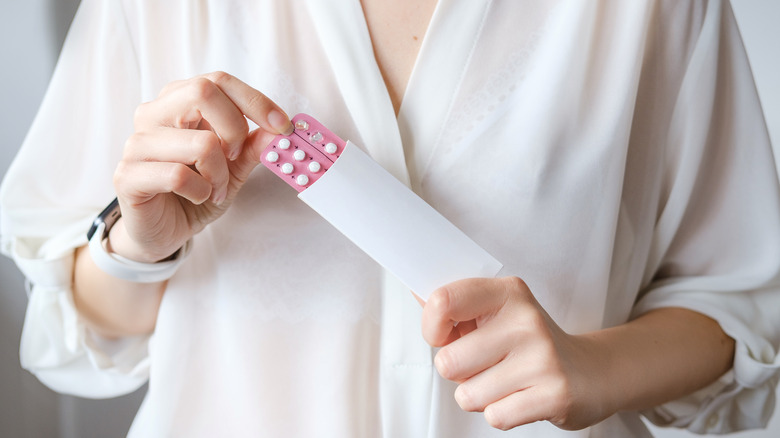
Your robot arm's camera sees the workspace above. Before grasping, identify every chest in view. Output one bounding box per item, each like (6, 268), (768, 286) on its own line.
(359, 0), (438, 114)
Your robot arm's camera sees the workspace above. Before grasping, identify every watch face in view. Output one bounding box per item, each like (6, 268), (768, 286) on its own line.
(87, 198), (121, 240)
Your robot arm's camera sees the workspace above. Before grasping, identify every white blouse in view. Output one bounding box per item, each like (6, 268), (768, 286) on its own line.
(2, 0), (779, 437)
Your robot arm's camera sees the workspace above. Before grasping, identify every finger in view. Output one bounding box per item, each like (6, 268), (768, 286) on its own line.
(124, 128), (230, 204)
(454, 319), (478, 338)
(483, 386), (557, 431)
(412, 289), (475, 342)
(226, 127), (280, 184)
(422, 277), (524, 347)
(434, 319), (512, 383)
(114, 161), (213, 206)
(197, 117), (215, 132)
(452, 351), (542, 413)
(204, 71), (293, 135)
(135, 77), (250, 160)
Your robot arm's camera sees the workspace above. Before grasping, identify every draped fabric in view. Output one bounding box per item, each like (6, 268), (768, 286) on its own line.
(1, 1), (778, 436)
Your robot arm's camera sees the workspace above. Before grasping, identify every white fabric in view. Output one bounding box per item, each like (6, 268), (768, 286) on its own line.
(1, 0), (779, 436)
(88, 222), (194, 283)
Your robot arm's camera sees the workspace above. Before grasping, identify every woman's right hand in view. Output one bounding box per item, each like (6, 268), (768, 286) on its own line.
(109, 72), (292, 263)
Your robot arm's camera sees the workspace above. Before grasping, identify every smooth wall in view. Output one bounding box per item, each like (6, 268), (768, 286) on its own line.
(0, 1), (777, 437)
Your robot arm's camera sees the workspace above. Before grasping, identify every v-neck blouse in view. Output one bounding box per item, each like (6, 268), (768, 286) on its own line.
(2, 1), (779, 437)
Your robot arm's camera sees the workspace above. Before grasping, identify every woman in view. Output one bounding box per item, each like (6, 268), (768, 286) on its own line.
(2, 0), (778, 436)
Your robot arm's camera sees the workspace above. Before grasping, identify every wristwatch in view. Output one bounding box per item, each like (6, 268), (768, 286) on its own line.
(87, 197), (192, 283)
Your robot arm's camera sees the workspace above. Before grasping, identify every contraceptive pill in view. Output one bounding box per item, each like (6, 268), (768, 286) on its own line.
(261, 114), (346, 193)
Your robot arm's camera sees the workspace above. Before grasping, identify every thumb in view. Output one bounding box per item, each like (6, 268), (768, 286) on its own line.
(229, 127), (278, 185)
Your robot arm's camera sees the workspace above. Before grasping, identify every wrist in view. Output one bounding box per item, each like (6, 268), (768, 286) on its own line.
(106, 219), (166, 263)
(87, 198), (193, 283)
(569, 332), (623, 425)
(572, 308), (734, 419)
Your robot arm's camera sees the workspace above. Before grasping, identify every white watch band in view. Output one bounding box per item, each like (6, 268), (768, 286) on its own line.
(88, 221), (192, 283)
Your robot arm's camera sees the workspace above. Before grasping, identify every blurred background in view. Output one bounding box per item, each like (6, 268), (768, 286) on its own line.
(0, 1), (778, 437)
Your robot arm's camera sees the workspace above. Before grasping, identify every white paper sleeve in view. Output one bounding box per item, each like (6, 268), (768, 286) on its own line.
(298, 141), (503, 300)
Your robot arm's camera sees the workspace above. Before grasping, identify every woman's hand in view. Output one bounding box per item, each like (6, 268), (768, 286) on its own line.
(421, 277), (735, 431)
(421, 277), (611, 431)
(110, 72), (292, 262)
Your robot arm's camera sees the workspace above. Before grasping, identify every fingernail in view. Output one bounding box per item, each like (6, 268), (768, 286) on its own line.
(212, 187), (227, 205)
(268, 109), (294, 135)
(228, 147), (240, 161)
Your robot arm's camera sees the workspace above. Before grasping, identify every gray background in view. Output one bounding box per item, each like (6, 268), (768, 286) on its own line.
(0, 1), (778, 437)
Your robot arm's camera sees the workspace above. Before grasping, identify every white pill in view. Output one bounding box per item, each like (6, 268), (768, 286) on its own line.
(308, 161), (321, 173)
(266, 151), (279, 163)
(310, 132), (323, 143)
(281, 163), (294, 174)
(295, 120), (309, 131)
(324, 142), (337, 154)
(278, 138), (291, 150)
(296, 174), (309, 186)
(293, 150), (306, 161)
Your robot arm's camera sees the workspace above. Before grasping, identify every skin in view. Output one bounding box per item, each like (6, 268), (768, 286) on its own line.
(73, 72), (293, 337)
(360, 0), (438, 114)
(419, 278), (734, 431)
(72, 0), (735, 431)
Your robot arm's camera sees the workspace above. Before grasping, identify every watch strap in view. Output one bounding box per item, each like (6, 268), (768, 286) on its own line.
(87, 200), (192, 283)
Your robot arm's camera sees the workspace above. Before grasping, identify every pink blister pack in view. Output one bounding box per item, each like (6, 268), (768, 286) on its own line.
(260, 113), (503, 300)
(261, 113), (347, 192)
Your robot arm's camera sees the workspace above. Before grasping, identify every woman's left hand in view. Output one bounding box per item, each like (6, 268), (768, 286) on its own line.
(420, 276), (613, 431)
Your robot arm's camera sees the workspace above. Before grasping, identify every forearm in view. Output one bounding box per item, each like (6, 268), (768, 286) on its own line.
(72, 220), (166, 339)
(70, 73), (288, 341)
(581, 307), (735, 418)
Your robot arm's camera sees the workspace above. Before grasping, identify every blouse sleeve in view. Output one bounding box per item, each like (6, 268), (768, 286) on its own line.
(632, 0), (780, 433)
(0, 0), (149, 398)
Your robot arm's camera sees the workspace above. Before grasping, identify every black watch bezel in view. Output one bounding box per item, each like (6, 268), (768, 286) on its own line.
(87, 197), (122, 241)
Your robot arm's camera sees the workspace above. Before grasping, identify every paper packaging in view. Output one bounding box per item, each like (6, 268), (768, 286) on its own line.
(298, 141), (503, 301)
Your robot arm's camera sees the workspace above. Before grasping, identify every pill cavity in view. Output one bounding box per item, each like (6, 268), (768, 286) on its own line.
(293, 150), (306, 161)
(281, 163), (294, 174)
(295, 120), (309, 130)
(308, 161), (321, 173)
(278, 138), (291, 149)
(296, 174), (309, 186)
(266, 151), (279, 163)
(310, 132), (323, 143)
(324, 142), (337, 154)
